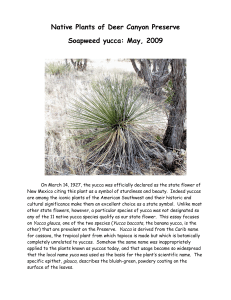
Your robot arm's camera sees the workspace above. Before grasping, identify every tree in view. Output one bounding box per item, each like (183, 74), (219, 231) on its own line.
(131, 58), (187, 151)
(131, 59), (171, 95)
(65, 59), (87, 71)
(163, 59), (186, 150)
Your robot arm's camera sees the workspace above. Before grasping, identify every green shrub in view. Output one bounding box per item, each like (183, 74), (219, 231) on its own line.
(67, 76), (159, 173)
(155, 135), (161, 141)
(45, 62), (70, 76)
(165, 79), (174, 104)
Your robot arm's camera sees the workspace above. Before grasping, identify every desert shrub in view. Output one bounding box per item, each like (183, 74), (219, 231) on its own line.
(45, 62), (70, 76)
(164, 79), (174, 104)
(67, 76), (164, 174)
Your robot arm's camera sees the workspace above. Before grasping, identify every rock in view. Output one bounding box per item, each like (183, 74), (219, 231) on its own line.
(165, 151), (174, 170)
(180, 149), (186, 155)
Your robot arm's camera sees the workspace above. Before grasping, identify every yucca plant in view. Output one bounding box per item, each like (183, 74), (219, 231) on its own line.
(45, 62), (70, 76)
(67, 76), (163, 174)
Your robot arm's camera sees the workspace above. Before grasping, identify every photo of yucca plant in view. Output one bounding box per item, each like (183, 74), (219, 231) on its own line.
(67, 76), (165, 174)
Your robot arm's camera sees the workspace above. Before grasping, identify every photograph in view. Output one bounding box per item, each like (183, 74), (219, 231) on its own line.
(45, 59), (187, 176)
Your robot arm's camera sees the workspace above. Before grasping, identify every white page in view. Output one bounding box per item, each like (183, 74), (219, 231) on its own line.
(2, 1), (230, 300)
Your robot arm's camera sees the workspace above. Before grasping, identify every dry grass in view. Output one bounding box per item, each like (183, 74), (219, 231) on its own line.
(45, 59), (186, 175)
